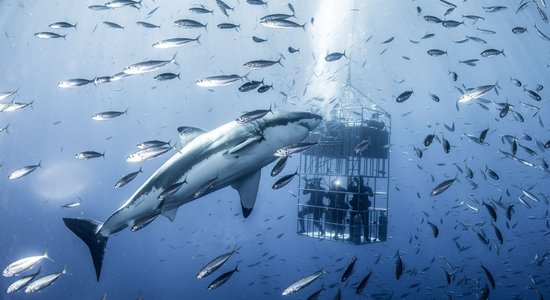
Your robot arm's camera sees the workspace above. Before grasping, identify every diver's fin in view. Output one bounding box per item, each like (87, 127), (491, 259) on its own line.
(160, 206), (178, 222)
(62, 218), (107, 281)
(177, 126), (205, 148)
(231, 170), (261, 218)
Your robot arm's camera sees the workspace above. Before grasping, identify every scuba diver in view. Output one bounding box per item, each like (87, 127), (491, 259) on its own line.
(348, 176), (373, 243)
(298, 178), (326, 235)
(326, 178), (348, 239)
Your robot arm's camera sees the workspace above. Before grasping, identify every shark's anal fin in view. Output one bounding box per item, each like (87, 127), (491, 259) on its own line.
(160, 206), (178, 222)
(177, 126), (205, 148)
(231, 170), (261, 218)
(62, 218), (107, 281)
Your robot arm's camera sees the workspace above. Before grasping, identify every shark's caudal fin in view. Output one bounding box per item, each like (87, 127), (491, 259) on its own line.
(232, 170), (261, 218)
(62, 218), (108, 281)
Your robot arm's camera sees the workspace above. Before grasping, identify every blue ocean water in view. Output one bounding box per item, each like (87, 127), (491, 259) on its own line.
(1, 0), (550, 299)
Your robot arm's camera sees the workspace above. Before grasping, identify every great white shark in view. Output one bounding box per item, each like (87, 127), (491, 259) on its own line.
(63, 110), (322, 281)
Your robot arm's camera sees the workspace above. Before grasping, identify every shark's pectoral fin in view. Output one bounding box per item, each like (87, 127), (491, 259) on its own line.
(160, 206), (178, 222)
(231, 170), (261, 218)
(177, 126), (206, 148)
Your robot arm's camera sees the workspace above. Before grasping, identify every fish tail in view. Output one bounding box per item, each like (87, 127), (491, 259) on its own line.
(63, 218), (108, 281)
(171, 52), (179, 67)
(74, 23), (78, 30)
(195, 34), (201, 45)
(301, 22), (306, 31)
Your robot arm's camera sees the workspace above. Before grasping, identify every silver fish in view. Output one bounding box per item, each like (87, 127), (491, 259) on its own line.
(57, 78), (92, 88)
(260, 19), (305, 30)
(136, 21), (160, 29)
(152, 36), (200, 48)
(197, 246), (239, 279)
(114, 167), (143, 188)
(282, 268), (327, 296)
(75, 151), (104, 160)
(103, 21), (124, 29)
(275, 142), (317, 157)
(236, 107), (272, 123)
(207, 265), (238, 290)
(126, 146), (172, 162)
(3, 250), (49, 277)
(6, 267), (41, 294)
(272, 171), (298, 190)
(24, 265), (67, 293)
(8, 162), (41, 180)
(174, 19), (207, 29)
(123, 53), (178, 74)
(34, 32), (66, 39)
(243, 58), (283, 69)
(91, 109), (127, 120)
(0, 89), (18, 101)
(271, 156), (288, 177)
(431, 178), (456, 196)
(196, 74), (247, 87)
(49, 22), (77, 29)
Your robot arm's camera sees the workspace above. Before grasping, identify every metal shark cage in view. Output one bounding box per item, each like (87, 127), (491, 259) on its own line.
(296, 107), (390, 245)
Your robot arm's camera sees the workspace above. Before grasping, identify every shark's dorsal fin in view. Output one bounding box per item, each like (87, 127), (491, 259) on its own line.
(177, 126), (205, 148)
(160, 206), (178, 222)
(231, 170), (261, 218)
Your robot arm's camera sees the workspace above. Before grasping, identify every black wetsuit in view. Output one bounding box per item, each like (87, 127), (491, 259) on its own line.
(326, 186), (348, 237)
(348, 183), (373, 242)
(298, 186), (326, 234)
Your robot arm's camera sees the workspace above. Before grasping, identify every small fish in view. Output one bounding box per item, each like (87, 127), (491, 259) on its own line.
(427, 49), (447, 56)
(260, 19), (305, 30)
(396, 90), (413, 103)
(442, 20), (463, 28)
(194, 175), (219, 199)
(196, 74), (247, 87)
(136, 140), (171, 149)
(427, 221), (439, 238)
(114, 167), (143, 188)
(252, 36), (267, 43)
(91, 109), (127, 120)
(424, 15), (443, 23)
(275, 142), (317, 157)
(236, 107), (272, 123)
(154, 73), (180, 81)
(523, 87), (542, 101)
(272, 171), (298, 189)
(483, 201), (497, 222)
(57, 78), (92, 88)
(126, 146), (172, 162)
(3, 250), (50, 277)
(207, 265), (239, 290)
(512, 27), (528, 34)
(49, 22), (77, 29)
(217, 23), (240, 30)
(341, 256), (357, 282)
(103, 21), (124, 29)
(189, 5), (213, 14)
(481, 264), (495, 289)
(173, 19), (207, 29)
(431, 178), (456, 196)
(481, 49), (505, 58)
(34, 32), (66, 39)
(355, 271), (372, 294)
(282, 268), (327, 296)
(6, 267), (41, 294)
(0, 89), (18, 101)
(325, 51), (347, 62)
(158, 180), (187, 201)
(152, 37), (201, 49)
(396, 253), (404, 280)
(429, 93), (440, 102)
(75, 151), (104, 160)
(354, 139), (370, 154)
(288, 47), (300, 53)
(479, 128), (489, 143)
(271, 157), (288, 177)
(136, 21), (160, 28)
(8, 162), (41, 180)
(123, 53), (178, 75)
(61, 198), (81, 208)
(424, 134), (435, 147)
(239, 80), (264, 92)
(24, 265), (67, 293)
(442, 138), (450, 153)
(485, 166), (499, 180)
(197, 246), (239, 279)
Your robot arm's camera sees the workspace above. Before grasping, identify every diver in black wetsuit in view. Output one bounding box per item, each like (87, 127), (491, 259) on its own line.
(326, 179), (348, 239)
(348, 176), (373, 242)
(298, 178), (326, 235)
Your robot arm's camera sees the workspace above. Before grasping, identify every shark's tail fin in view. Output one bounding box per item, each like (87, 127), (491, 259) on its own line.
(63, 218), (108, 281)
